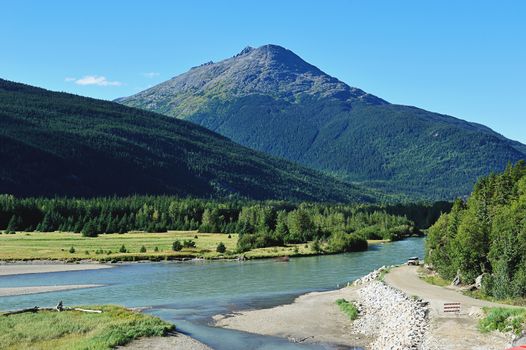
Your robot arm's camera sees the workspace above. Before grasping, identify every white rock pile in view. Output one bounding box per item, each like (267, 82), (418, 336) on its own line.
(351, 268), (429, 350)
(352, 265), (394, 286)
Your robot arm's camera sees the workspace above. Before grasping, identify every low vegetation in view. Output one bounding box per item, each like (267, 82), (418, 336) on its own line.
(336, 299), (359, 321)
(419, 272), (450, 287)
(0, 305), (174, 350)
(478, 307), (526, 335)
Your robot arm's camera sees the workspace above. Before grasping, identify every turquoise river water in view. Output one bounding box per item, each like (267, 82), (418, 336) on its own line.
(0, 238), (425, 350)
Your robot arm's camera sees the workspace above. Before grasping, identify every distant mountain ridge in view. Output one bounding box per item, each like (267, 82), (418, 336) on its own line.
(0, 78), (375, 202)
(118, 44), (526, 200)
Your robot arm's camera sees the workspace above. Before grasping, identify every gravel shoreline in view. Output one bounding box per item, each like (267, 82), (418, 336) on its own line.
(119, 334), (212, 350)
(0, 284), (103, 297)
(0, 262), (112, 276)
(352, 268), (429, 349)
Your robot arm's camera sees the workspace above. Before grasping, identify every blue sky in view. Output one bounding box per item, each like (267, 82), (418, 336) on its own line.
(1, 0), (525, 143)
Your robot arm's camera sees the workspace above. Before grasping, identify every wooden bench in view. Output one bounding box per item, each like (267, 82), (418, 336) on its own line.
(443, 302), (461, 314)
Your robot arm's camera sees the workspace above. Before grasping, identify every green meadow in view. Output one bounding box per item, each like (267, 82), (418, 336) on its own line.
(0, 305), (174, 350)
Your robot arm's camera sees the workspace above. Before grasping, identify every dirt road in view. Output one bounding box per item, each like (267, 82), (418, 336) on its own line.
(385, 265), (517, 315)
(385, 265), (514, 350)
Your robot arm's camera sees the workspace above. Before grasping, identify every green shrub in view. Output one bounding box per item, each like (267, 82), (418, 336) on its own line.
(183, 240), (196, 248)
(172, 240), (183, 251)
(119, 245), (127, 253)
(140, 246), (147, 253)
(336, 299), (359, 320)
(216, 242), (226, 253)
(328, 231), (367, 253)
(69, 246), (75, 254)
(311, 239), (322, 253)
(479, 307), (526, 335)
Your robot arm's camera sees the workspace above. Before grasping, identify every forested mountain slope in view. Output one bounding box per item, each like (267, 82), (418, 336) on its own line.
(0, 78), (374, 202)
(118, 44), (526, 200)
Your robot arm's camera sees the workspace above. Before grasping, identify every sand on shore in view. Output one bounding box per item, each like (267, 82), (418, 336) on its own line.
(213, 286), (372, 348)
(119, 333), (212, 350)
(0, 284), (103, 297)
(0, 263), (112, 276)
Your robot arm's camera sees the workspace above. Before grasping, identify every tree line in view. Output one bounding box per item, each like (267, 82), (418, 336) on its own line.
(426, 161), (526, 299)
(0, 195), (446, 253)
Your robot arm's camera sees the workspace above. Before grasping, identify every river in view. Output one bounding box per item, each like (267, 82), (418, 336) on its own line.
(0, 238), (424, 349)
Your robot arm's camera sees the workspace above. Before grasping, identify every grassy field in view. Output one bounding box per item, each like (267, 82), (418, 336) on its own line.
(0, 232), (389, 262)
(0, 305), (174, 350)
(0, 231), (238, 261)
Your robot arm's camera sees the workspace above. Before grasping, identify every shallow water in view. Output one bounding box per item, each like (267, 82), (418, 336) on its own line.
(0, 238), (424, 349)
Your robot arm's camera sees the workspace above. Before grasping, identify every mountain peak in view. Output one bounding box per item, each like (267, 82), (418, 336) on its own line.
(119, 44), (386, 115)
(235, 46), (255, 57)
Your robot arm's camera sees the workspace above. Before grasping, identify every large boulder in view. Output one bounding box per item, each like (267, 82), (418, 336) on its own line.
(475, 274), (486, 289)
(452, 275), (461, 286)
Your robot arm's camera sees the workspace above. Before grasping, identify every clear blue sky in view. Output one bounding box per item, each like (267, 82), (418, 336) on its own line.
(1, 0), (525, 143)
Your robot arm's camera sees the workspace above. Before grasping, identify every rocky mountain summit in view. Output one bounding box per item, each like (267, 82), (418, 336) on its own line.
(118, 44), (385, 117)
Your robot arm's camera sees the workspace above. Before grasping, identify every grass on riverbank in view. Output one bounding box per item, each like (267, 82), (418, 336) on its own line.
(0, 232), (390, 262)
(0, 231), (238, 261)
(0, 305), (174, 350)
(479, 307), (526, 335)
(336, 299), (359, 321)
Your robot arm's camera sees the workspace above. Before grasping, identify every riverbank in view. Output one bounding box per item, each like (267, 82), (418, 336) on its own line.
(213, 265), (518, 350)
(120, 333), (212, 350)
(0, 305), (176, 350)
(214, 284), (372, 348)
(0, 230), (390, 263)
(0, 262), (112, 276)
(0, 263), (112, 296)
(0, 284), (103, 297)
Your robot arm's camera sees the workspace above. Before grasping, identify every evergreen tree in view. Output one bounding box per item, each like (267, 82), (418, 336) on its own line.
(81, 221), (98, 237)
(216, 242), (226, 253)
